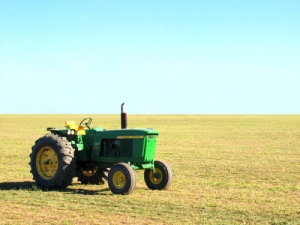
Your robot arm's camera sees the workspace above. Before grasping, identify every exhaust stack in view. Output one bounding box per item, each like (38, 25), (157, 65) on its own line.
(121, 103), (127, 129)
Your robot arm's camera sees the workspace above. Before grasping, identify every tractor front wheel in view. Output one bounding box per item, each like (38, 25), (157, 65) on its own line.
(144, 160), (172, 190)
(108, 163), (136, 195)
(29, 134), (76, 189)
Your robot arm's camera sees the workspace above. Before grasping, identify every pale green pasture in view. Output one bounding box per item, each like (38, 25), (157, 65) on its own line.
(0, 115), (299, 224)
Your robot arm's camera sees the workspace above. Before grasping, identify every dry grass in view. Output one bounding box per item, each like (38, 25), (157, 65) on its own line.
(0, 114), (299, 224)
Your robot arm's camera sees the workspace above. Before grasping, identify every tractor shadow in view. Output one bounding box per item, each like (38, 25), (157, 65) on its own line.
(0, 181), (34, 190)
(0, 181), (112, 195)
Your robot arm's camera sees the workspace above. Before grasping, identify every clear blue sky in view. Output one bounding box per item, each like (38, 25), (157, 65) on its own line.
(1, 0), (299, 114)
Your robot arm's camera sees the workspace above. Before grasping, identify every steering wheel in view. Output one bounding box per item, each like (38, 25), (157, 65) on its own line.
(79, 117), (92, 130)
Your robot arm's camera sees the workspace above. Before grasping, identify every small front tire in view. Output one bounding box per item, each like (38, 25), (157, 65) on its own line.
(144, 160), (172, 190)
(108, 163), (136, 195)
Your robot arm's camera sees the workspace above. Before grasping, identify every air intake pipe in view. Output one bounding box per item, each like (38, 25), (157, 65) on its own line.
(121, 103), (127, 129)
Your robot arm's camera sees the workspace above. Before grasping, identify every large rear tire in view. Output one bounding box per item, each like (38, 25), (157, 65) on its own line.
(29, 134), (76, 189)
(144, 160), (172, 190)
(108, 163), (136, 195)
(78, 166), (109, 185)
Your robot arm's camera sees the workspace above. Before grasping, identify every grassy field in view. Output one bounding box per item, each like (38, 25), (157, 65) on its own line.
(0, 114), (299, 224)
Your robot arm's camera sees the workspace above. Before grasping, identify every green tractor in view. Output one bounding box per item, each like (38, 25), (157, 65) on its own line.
(29, 103), (172, 194)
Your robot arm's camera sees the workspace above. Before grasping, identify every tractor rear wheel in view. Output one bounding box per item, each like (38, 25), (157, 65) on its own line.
(108, 163), (136, 195)
(78, 166), (109, 185)
(144, 160), (172, 190)
(29, 134), (76, 189)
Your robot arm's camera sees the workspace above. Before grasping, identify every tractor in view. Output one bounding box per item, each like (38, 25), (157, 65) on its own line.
(29, 103), (172, 194)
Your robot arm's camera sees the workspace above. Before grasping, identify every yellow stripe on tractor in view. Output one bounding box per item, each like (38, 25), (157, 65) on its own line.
(117, 136), (144, 139)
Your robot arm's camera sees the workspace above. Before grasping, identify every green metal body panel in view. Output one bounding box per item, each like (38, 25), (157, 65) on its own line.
(49, 126), (159, 170)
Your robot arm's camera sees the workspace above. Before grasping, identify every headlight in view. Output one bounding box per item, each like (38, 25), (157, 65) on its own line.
(67, 129), (75, 135)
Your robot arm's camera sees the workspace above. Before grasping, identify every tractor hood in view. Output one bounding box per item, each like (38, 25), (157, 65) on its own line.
(92, 128), (159, 139)
(104, 128), (159, 135)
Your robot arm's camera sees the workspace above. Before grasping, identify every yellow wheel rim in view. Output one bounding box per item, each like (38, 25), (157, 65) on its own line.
(82, 166), (98, 177)
(36, 146), (58, 180)
(112, 171), (126, 189)
(149, 168), (163, 184)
